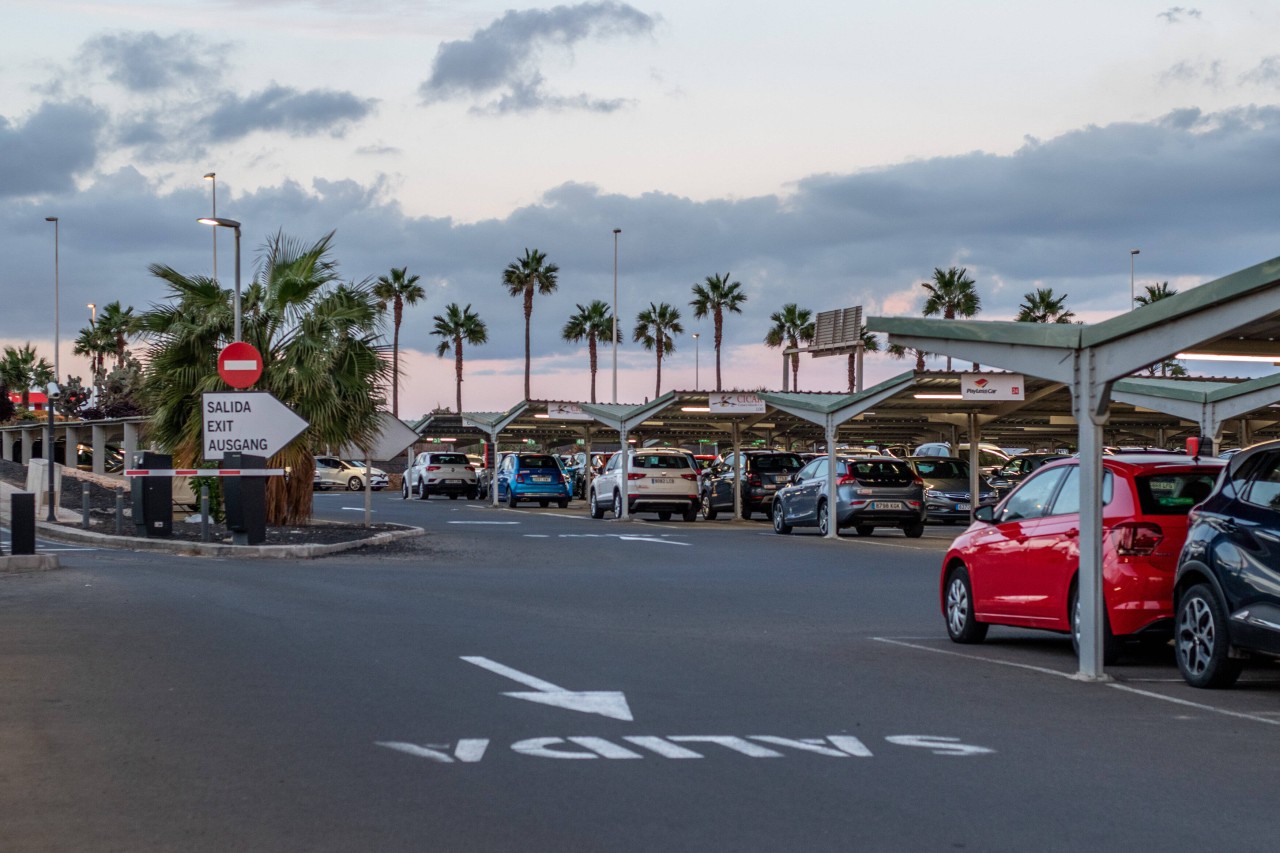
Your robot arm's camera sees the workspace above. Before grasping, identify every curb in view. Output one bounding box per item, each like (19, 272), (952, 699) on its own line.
(0, 554), (60, 573)
(30, 520), (425, 560)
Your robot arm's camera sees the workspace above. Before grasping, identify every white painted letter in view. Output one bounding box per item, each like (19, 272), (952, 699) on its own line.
(885, 735), (994, 756)
(511, 737), (598, 759)
(826, 736), (874, 757)
(749, 736), (855, 758)
(668, 736), (784, 758)
(622, 736), (704, 759)
(567, 737), (643, 759)
(376, 740), (491, 764)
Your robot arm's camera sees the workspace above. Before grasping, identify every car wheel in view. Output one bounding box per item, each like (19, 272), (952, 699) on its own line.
(589, 490), (605, 519)
(902, 521), (924, 538)
(347, 476), (363, 491)
(449, 493), (459, 500)
(557, 499), (569, 509)
(1176, 583), (1243, 689)
(612, 491), (623, 519)
(817, 501), (830, 536)
(401, 480), (410, 500)
(682, 505), (698, 522)
(854, 524), (874, 536)
(944, 565), (988, 644)
(740, 499), (753, 520)
(469, 488), (479, 500)
(702, 493), (718, 520)
(1070, 584), (1120, 666)
(507, 490), (519, 508)
(417, 479), (429, 500)
(658, 511), (672, 521)
(772, 500), (792, 534)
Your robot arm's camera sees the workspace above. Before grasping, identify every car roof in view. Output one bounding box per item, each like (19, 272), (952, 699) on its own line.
(1039, 454), (1225, 473)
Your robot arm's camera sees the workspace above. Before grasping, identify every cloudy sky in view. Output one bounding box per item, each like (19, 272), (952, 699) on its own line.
(5, 0), (1280, 417)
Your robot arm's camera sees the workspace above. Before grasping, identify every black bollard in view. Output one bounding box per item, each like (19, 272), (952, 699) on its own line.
(115, 486), (125, 536)
(11, 492), (36, 555)
(200, 484), (211, 543)
(81, 482), (91, 529)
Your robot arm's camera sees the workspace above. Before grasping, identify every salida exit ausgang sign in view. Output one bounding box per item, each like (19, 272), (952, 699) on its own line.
(202, 391), (309, 461)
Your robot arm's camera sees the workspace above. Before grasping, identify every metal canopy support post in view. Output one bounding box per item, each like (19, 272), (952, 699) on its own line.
(583, 424), (593, 503)
(1073, 349), (1113, 681)
(618, 425), (630, 520)
(489, 428), (501, 507)
(731, 421), (742, 520)
(967, 411), (980, 526)
(825, 416), (838, 540)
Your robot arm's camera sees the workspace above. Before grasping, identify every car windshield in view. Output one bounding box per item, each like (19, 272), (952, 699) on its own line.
(913, 459), (967, 479)
(1135, 471), (1219, 515)
(519, 455), (559, 469)
(432, 453), (469, 465)
(847, 460), (913, 484)
(634, 454), (691, 469)
(751, 454), (803, 472)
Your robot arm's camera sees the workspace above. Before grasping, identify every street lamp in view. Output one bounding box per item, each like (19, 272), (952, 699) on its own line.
(1130, 248), (1140, 308)
(198, 217), (242, 341)
(692, 332), (700, 389)
(87, 303), (96, 325)
(204, 172), (217, 282)
(612, 227), (621, 404)
(45, 217), (59, 382)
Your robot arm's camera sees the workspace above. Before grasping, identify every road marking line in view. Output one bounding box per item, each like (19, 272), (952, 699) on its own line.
(461, 655), (633, 721)
(872, 637), (1079, 680)
(448, 521), (520, 525)
(1106, 684), (1280, 727)
(341, 507), (376, 512)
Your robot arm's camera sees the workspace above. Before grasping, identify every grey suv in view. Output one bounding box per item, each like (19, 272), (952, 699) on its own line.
(771, 455), (926, 537)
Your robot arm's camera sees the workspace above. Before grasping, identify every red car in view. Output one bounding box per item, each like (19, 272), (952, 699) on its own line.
(940, 454), (1223, 664)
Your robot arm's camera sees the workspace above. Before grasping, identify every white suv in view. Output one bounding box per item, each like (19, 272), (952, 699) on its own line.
(589, 448), (700, 521)
(404, 451), (478, 500)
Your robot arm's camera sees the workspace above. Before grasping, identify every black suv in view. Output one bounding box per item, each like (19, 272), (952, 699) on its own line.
(1174, 439), (1280, 688)
(701, 451), (804, 520)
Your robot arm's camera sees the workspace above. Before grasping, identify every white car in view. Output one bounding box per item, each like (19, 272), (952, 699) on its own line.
(404, 450), (479, 500)
(589, 448), (700, 521)
(313, 456), (389, 491)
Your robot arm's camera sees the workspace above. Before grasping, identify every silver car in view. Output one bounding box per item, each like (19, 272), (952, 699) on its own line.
(905, 456), (997, 523)
(771, 455), (926, 537)
(313, 456), (389, 491)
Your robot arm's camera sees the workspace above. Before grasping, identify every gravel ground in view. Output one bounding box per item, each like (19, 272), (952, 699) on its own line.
(0, 458), (410, 547)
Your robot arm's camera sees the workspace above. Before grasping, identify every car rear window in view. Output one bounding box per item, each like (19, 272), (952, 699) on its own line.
(519, 455), (559, 469)
(431, 453), (469, 465)
(634, 454), (691, 470)
(913, 459), (967, 479)
(750, 454), (803, 472)
(1135, 472), (1218, 515)
(847, 460), (913, 485)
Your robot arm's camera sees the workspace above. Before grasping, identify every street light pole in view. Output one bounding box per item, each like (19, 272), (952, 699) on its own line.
(1130, 248), (1140, 308)
(204, 173), (217, 283)
(612, 228), (621, 404)
(198, 217), (242, 341)
(692, 332), (700, 389)
(45, 217), (59, 382)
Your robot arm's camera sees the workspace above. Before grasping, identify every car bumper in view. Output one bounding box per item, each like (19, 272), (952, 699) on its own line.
(425, 480), (476, 494)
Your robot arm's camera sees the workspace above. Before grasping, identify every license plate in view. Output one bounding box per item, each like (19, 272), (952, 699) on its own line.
(651, 477), (674, 485)
(533, 475), (552, 482)
(448, 479), (463, 484)
(764, 484), (776, 491)
(955, 503), (971, 511)
(871, 501), (903, 510)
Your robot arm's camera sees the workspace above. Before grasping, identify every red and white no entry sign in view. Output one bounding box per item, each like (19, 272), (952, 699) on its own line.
(217, 341), (264, 389)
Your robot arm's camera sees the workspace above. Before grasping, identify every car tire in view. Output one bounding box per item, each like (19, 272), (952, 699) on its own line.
(449, 493), (459, 500)
(944, 565), (988, 644)
(589, 490), (605, 519)
(347, 476), (363, 491)
(854, 524), (875, 536)
(740, 500), (752, 520)
(817, 501), (830, 536)
(772, 500), (792, 534)
(902, 521), (924, 538)
(558, 499), (569, 509)
(658, 511), (672, 521)
(1175, 583), (1243, 689)
(1070, 584), (1120, 666)
(536, 500), (547, 508)
(612, 491), (623, 519)
(469, 488), (479, 500)
(702, 493), (718, 520)
(417, 479), (429, 500)
(507, 490), (519, 508)
(402, 480), (410, 500)
(682, 505), (698, 522)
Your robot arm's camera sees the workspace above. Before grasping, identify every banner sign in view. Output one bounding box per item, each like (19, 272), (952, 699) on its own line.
(960, 374), (1024, 401)
(545, 402), (593, 421)
(709, 393), (767, 414)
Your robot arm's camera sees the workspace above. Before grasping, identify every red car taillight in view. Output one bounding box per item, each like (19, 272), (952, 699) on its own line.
(1111, 522), (1163, 556)
(465, 465), (475, 471)
(681, 472), (698, 481)
(912, 475), (924, 487)
(747, 473), (762, 487)
(836, 474), (857, 486)
(627, 472), (646, 480)
(516, 472), (528, 483)
(426, 465), (441, 472)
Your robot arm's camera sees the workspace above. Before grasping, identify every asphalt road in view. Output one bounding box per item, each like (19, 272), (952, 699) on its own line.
(2, 492), (1279, 852)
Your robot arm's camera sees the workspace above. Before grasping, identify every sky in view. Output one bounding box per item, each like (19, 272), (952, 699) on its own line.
(4, 1), (1280, 418)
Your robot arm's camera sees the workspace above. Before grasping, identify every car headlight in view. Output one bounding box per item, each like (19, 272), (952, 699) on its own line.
(925, 489), (944, 500)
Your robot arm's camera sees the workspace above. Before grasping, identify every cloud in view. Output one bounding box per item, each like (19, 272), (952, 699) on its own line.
(79, 31), (220, 93)
(201, 84), (377, 141)
(1161, 59), (1221, 88)
(1157, 7), (1202, 24)
(0, 101), (106, 197)
(419, 1), (657, 114)
(1241, 56), (1280, 88)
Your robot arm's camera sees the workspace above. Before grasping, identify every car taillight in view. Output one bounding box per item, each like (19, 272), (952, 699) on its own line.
(465, 465), (475, 471)
(516, 472), (528, 483)
(628, 472), (646, 480)
(1111, 522), (1163, 556)
(681, 472), (698, 481)
(426, 465), (441, 472)
(836, 474), (857, 486)
(912, 475), (924, 487)
(747, 473), (762, 487)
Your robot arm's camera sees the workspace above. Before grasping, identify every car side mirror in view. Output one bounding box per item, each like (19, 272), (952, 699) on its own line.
(973, 505), (996, 524)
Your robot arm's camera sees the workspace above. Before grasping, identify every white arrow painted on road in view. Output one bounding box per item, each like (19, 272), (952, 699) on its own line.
(461, 656), (633, 721)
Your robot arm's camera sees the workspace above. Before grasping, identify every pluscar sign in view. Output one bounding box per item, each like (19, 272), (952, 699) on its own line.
(960, 373), (1023, 401)
(202, 391), (309, 461)
(709, 393), (766, 414)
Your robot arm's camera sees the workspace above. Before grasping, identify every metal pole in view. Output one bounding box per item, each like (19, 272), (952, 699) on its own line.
(45, 217), (59, 382)
(612, 228), (621, 404)
(205, 172), (217, 283)
(693, 333), (700, 389)
(45, 398), (56, 522)
(1130, 249), (1140, 309)
(233, 224), (242, 342)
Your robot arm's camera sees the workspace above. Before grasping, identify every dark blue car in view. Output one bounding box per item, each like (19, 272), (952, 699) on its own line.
(496, 452), (572, 508)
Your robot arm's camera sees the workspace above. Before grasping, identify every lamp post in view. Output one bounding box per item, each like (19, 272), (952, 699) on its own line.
(198, 217), (242, 341)
(87, 303), (96, 325)
(612, 227), (621, 404)
(204, 173), (217, 282)
(692, 332), (700, 389)
(45, 217), (59, 382)
(45, 381), (60, 522)
(1130, 248), (1140, 308)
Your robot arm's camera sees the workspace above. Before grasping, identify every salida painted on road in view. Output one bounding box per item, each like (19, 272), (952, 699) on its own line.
(377, 733), (994, 764)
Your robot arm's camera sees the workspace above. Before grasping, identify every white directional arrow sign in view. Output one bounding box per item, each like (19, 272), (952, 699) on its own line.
(462, 656), (633, 721)
(202, 391), (310, 462)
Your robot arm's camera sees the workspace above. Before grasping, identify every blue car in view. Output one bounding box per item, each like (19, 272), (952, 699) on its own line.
(496, 452), (573, 508)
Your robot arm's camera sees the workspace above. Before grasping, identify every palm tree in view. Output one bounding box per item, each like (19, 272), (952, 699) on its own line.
(431, 303), (488, 415)
(887, 343), (928, 372)
(96, 301), (137, 369)
(0, 343), (54, 409)
(633, 302), (683, 398)
(689, 272), (747, 392)
(847, 328), (881, 393)
(73, 322), (115, 395)
(1016, 288), (1075, 324)
(501, 248), (559, 400)
(921, 266), (981, 370)
(373, 266), (427, 418)
(561, 300), (616, 404)
(764, 303), (815, 390)
(1134, 282), (1183, 376)
(138, 230), (391, 526)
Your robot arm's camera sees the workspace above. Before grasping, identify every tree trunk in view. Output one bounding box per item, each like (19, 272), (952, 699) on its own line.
(847, 352), (855, 393)
(391, 299), (403, 417)
(655, 340), (663, 398)
(523, 289), (533, 400)
(455, 337), (464, 414)
(714, 310), (723, 392)
(588, 335), (598, 404)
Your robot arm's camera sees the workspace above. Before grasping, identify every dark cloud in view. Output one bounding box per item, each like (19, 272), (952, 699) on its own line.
(0, 101), (106, 198)
(201, 84), (377, 141)
(1157, 7), (1202, 23)
(419, 1), (656, 114)
(79, 31), (219, 93)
